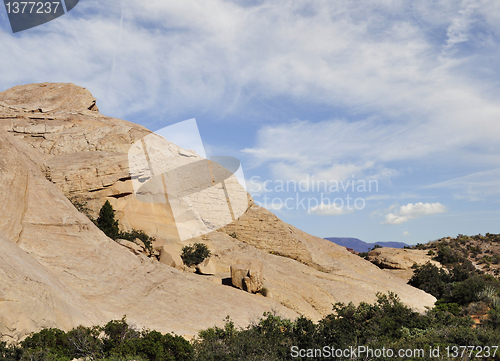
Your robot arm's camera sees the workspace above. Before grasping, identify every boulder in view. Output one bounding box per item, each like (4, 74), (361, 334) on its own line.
(231, 259), (263, 293)
(159, 245), (184, 269)
(196, 257), (217, 275)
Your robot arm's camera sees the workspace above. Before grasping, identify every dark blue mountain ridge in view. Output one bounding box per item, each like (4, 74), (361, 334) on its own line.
(325, 237), (409, 253)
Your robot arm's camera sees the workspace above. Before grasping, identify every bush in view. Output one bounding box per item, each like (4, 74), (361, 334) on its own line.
(119, 229), (155, 257)
(21, 328), (70, 360)
(97, 200), (120, 240)
(10, 292), (500, 361)
(450, 260), (476, 282)
(14, 319), (192, 361)
(70, 198), (96, 224)
(443, 275), (492, 305)
(181, 243), (211, 267)
(408, 262), (449, 299)
(434, 245), (465, 265)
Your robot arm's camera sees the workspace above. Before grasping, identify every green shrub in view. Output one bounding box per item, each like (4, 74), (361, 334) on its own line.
(21, 328), (70, 360)
(11, 292), (500, 361)
(119, 229), (155, 257)
(66, 325), (104, 360)
(434, 245), (465, 265)
(443, 275), (491, 305)
(181, 243), (211, 267)
(14, 319), (192, 361)
(450, 260), (476, 282)
(0, 341), (22, 361)
(70, 198), (96, 224)
(408, 262), (449, 299)
(97, 200), (120, 240)
(433, 301), (461, 316)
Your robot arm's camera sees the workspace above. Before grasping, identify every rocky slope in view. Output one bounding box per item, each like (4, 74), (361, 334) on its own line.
(409, 234), (500, 277)
(0, 83), (436, 342)
(366, 248), (441, 270)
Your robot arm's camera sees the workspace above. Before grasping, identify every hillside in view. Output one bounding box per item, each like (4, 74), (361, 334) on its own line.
(326, 237), (409, 253)
(0, 83), (435, 342)
(409, 233), (500, 277)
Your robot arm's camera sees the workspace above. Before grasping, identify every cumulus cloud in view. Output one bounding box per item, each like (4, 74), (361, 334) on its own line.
(382, 202), (447, 225)
(402, 231), (410, 236)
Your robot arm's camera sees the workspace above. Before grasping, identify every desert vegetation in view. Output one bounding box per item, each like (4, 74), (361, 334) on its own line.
(180, 243), (211, 267)
(2, 291), (500, 361)
(84, 200), (156, 257)
(410, 233), (500, 277)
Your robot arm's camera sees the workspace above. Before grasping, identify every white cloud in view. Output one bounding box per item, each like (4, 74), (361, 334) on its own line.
(1, 0), (500, 203)
(365, 193), (421, 201)
(421, 168), (500, 201)
(309, 202), (354, 216)
(402, 231), (410, 236)
(442, 0), (479, 55)
(1, 0), (499, 129)
(382, 202), (447, 225)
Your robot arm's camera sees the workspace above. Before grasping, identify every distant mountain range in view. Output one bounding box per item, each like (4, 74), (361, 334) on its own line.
(325, 237), (409, 253)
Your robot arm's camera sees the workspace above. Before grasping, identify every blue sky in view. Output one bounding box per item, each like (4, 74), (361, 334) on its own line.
(1, 0), (500, 245)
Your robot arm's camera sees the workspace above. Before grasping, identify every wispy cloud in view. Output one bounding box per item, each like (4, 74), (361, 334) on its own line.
(442, 0), (479, 55)
(2, 0), (500, 128)
(421, 168), (500, 201)
(309, 202), (354, 216)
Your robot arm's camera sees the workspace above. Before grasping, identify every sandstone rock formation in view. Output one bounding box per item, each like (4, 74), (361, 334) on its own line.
(159, 245), (184, 269)
(231, 259), (264, 293)
(196, 257), (217, 275)
(117, 239), (145, 255)
(0, 83), (437, 342)
(366, 247), (440, 270)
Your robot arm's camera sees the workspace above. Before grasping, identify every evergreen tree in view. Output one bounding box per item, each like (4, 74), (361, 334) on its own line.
(97, 200), (120, 240)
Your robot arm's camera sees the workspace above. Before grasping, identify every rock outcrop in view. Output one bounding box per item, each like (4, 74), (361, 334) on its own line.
(366, 247), (440, 270)
(231, 259), (264, 293)
(0, 83), (437, 342)
(159, 245), (184, 269)
(196, 257), (217, 275)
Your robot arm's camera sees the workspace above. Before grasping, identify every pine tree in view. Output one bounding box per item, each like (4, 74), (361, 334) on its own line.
(96, 200), (119, 240)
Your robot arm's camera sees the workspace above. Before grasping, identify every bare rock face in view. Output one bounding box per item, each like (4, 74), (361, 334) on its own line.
(159, 245), (184, 269)
(231, 259), (264, 293)
(0, 235), (101, 343)
(116, 239), (145, 255)
(196, 257), (217, 275)
(221, 205), (342, 272)
(366, 247), (440, 270)
(0, 83), (437, 342)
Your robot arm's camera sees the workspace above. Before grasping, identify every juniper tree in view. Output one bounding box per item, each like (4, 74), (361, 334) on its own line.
(97, 200), (119, 240)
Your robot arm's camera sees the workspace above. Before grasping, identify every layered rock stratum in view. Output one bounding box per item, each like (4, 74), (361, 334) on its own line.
(366, 247), (441, 270)
(0, 83), (436, 342)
